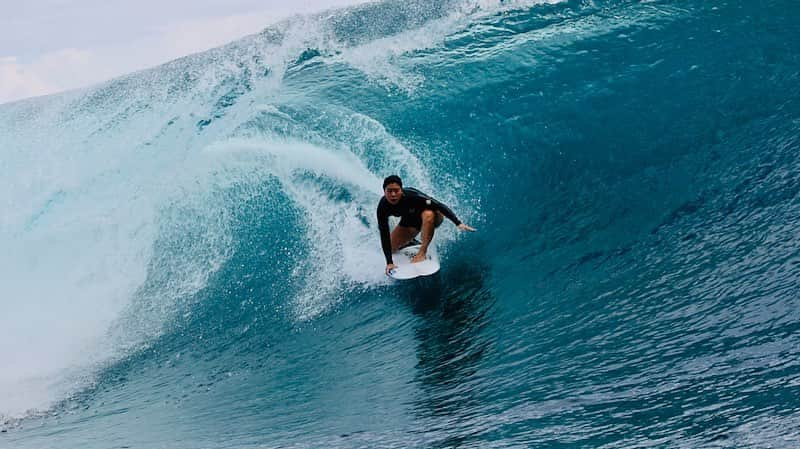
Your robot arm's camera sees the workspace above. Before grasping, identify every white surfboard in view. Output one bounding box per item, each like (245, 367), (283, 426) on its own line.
(387, 242), (440, 280)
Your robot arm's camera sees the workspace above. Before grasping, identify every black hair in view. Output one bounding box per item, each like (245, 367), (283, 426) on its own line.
(383, 175), (402, 189)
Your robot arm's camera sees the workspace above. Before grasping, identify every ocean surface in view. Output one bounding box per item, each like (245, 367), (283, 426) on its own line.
(2, 0), (799, 447)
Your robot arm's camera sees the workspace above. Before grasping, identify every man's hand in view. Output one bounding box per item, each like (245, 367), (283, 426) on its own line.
(457, 223), (476, 232)
(385, 263), (397, 275)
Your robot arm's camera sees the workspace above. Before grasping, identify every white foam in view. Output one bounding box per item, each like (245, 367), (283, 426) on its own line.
(202, 135), (431, 319)
(0, 100), (237, 419)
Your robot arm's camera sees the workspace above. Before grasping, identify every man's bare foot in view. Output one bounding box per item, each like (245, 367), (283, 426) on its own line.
(411, 252), (427, 263)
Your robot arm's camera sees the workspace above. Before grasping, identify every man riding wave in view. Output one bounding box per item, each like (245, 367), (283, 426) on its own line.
(377, 175), (475, 275)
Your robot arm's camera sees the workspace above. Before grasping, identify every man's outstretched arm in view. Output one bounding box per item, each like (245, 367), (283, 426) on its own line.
(377, 207), (394, 265)
(429, 197), (476, 231)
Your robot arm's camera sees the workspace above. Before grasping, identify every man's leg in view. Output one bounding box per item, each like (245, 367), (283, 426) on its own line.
(390, 225), (419, 252)
(411, 211), (443, 263)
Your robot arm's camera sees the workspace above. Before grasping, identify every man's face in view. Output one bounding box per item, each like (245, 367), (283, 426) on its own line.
(384, 183), (403, 205)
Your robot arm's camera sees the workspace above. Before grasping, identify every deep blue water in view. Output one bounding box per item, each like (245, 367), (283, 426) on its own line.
(2, 0), (800, 448)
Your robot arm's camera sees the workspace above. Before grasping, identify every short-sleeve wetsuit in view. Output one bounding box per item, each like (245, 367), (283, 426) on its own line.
(376, 187), (461, 264)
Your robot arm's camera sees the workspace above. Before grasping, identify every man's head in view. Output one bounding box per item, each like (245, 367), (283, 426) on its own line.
(383, 175), (403, 204)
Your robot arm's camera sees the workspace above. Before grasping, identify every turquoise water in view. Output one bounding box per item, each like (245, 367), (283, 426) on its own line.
(2, 0), (800, 447)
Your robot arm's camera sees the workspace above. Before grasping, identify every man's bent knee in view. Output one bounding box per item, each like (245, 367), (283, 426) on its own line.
(421, 210), (436, 223)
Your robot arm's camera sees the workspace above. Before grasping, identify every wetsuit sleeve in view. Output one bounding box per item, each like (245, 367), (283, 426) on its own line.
(429, 197), (462, 226)
(377, 203), (393, 264)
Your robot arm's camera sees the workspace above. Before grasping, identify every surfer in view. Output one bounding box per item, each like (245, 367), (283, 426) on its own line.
(377, 175), (475, 275)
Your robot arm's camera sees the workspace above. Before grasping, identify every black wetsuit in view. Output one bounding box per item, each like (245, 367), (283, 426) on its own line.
(377, 187), (461, 264)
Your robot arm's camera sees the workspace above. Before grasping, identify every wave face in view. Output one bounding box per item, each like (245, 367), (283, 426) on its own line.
(2, 0), (800, 447)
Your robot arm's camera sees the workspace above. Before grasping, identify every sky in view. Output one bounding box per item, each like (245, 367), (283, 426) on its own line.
(0, 0), (371, 104)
